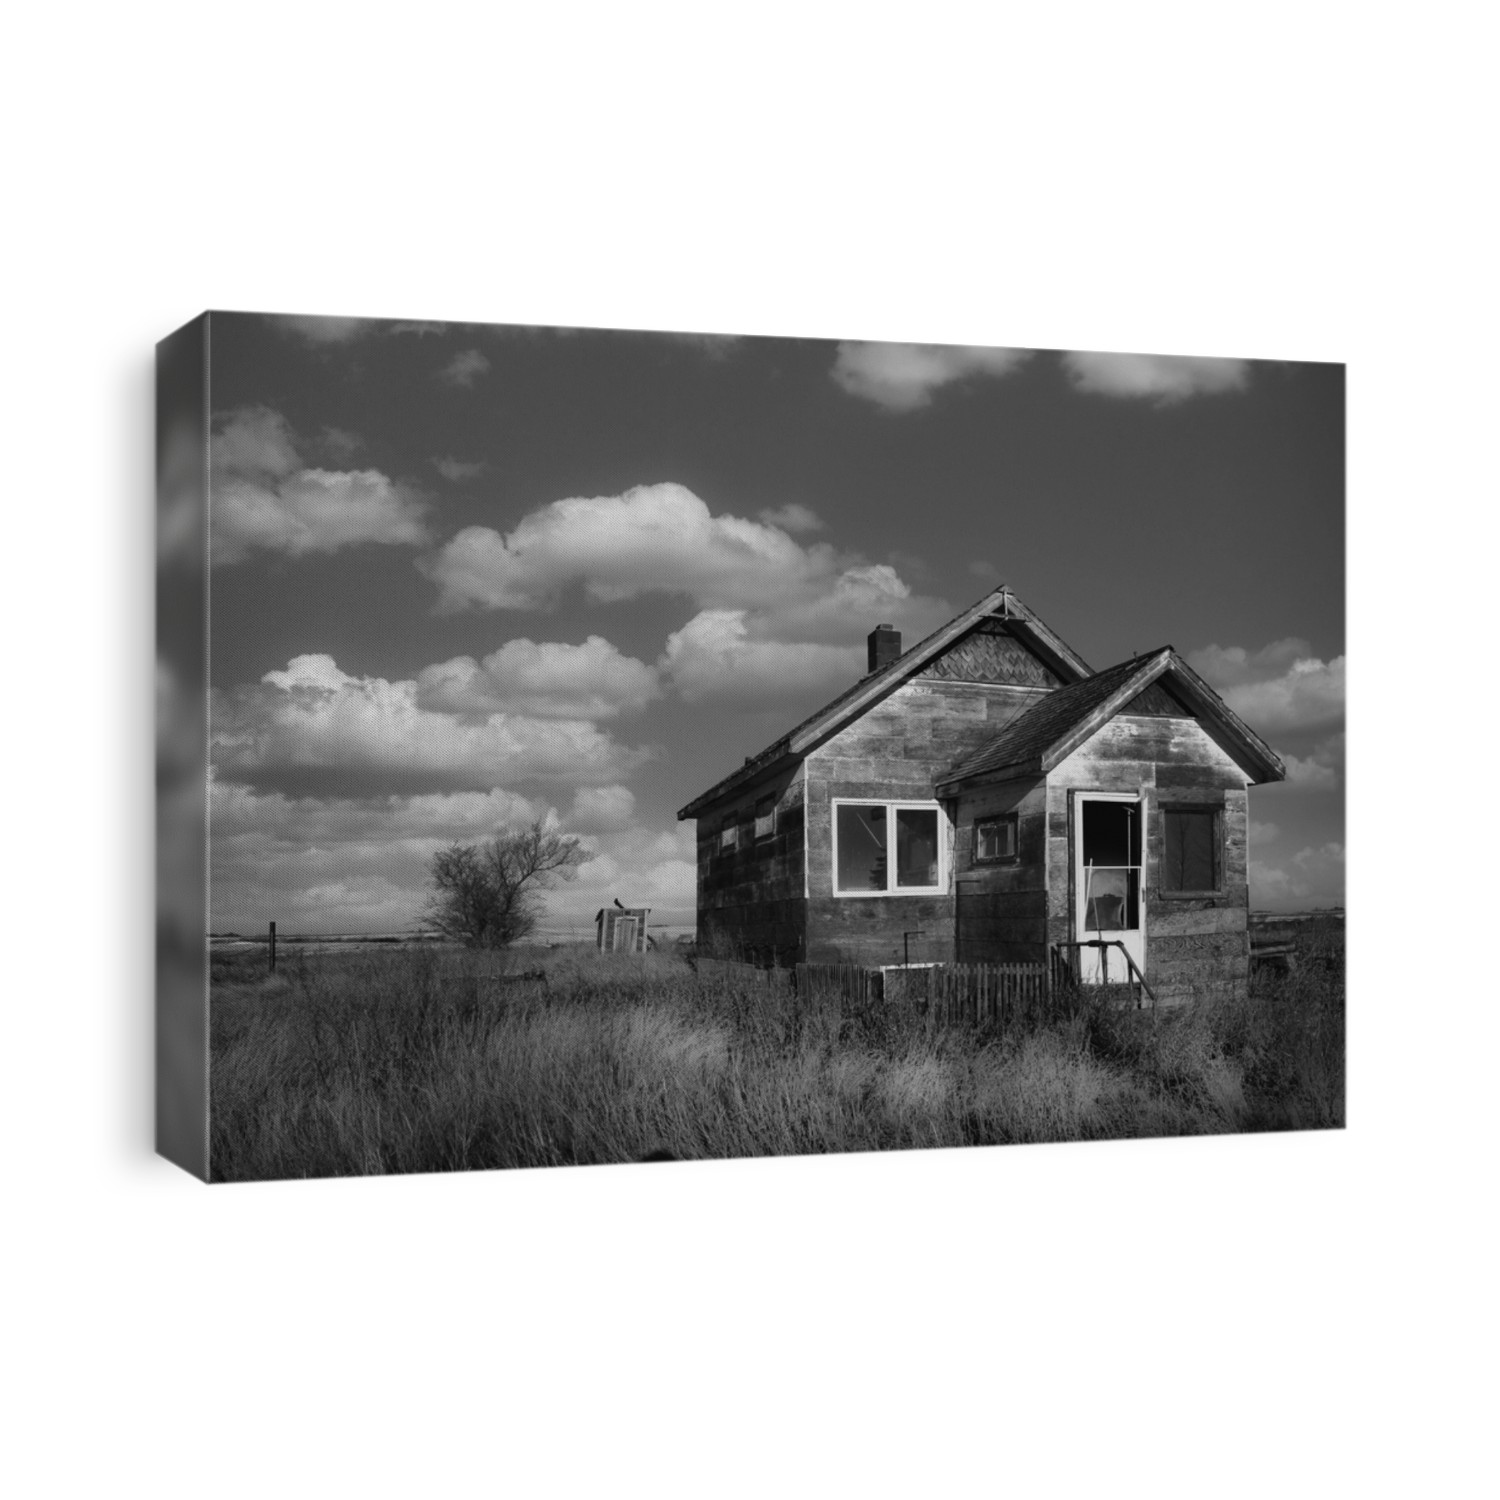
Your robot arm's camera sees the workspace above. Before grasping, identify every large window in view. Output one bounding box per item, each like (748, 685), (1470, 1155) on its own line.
(1162, 806), (1220, 894)
(833, 801), (944, 895)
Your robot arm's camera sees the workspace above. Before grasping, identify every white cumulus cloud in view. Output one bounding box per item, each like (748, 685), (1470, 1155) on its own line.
(563, 785), (637, 833)
(1188, 639), (1344, 734)
(415, 636), (661, 720)
(831, 342), (1034, 412)
(418, 482), (950, 647)
(266, 315), (450, 346)
(433, 456), (488, 482)
(564, 824), (698, 926)
(211, 407), (428, 565)
(268, 314), (378, 345)
(1061, 351), (1250, 402)
(1283, 751), (1339, 789)
(1249, 842), (1344, 908)
(439, 349), (491, 387)
(213, 653), (651, 792)
(660, 611), (863, 704)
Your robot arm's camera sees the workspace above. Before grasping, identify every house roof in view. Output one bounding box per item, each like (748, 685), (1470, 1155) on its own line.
(676, 585), (1093, 819)
(934, 646), (1286, 792)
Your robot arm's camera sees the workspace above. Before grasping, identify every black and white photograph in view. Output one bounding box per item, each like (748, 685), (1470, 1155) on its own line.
(169, 313), (1344, 1181)
(11, 5), (1495, 1494)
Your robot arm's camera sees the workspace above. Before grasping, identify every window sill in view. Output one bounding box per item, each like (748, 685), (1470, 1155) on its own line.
(832, 887), (947, 899)
(1156, 889), (1224, 901)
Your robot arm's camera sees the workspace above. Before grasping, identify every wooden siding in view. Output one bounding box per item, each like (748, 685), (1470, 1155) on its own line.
(693, 765), (806, 964)
(1045, 715), (1252, 1004)
(803, 678), (1051, 964)
(952, 777), (1049, 962)
(956, 890), (1049, 964)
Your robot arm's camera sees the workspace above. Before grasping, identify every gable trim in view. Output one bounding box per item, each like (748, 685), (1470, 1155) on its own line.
(1152, 654), (1286, 785)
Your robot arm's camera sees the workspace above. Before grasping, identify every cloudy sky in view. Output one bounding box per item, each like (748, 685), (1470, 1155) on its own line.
(204, 313), (1344, 934)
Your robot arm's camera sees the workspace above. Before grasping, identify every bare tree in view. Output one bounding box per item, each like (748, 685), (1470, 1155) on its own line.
(425, 820), (586, 948)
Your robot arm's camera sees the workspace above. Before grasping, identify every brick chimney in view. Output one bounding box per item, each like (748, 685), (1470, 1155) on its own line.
(867, 623), (901, 674)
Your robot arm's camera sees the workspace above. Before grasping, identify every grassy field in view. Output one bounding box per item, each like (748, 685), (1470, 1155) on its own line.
(209, 927), (1344, 1182)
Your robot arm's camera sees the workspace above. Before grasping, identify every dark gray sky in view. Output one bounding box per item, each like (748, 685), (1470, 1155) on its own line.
(207, 312), (1344, 932)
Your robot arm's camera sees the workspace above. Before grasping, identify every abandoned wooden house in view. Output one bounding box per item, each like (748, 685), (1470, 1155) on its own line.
(677, 586), (1285, 1003)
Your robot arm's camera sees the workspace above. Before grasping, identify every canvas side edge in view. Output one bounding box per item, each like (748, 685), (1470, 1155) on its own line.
(155, 313), (211, 1181)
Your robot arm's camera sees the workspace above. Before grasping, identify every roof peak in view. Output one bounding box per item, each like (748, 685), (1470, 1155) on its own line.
(677, 584), (1093, 818)
(936, 646), (1284, 792)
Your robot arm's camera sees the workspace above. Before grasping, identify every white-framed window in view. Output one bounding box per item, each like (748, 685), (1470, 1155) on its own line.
(973, 813), (1019, 864)
(832, 799), (946, 896)
(719, 817), (739, 854)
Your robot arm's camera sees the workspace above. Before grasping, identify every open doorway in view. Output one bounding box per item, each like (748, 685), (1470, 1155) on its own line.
(1074, 794), (1144, 982)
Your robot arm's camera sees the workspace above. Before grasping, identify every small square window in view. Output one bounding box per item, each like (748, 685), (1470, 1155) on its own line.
(719, 819), (739, 854)
(973, 813), (1018, 864)
(754, 796), (775, 841)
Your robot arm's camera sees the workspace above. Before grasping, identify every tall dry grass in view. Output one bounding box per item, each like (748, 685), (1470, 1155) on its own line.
(209, 943), (1343, 1182)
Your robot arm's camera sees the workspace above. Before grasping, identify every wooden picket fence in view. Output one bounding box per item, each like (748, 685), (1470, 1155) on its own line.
(791, 960), (1054, 1032)
(921, 962), (1053, 1030)
(793, 963), (877, 1009)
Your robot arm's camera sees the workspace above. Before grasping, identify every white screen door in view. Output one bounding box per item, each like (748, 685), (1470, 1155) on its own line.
(1073, 794), (1144, 983)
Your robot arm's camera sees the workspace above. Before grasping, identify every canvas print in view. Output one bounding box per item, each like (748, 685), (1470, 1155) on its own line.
(156, 313), (1344, 1182)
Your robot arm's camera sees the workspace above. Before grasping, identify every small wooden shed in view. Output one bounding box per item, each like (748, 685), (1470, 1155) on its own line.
(595, 904), (651, 954)
(677, 586), (1285, 1003)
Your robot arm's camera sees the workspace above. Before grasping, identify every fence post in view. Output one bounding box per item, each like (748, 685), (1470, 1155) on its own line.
(268, 920), (277, 974)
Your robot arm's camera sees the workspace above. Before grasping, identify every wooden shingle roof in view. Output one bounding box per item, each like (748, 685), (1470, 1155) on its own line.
(934, 646), (1285, 792)
(937, 652), (1163, 790)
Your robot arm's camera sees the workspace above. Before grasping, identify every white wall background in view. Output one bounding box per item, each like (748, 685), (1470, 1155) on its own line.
(4, 3), (1493, 1495)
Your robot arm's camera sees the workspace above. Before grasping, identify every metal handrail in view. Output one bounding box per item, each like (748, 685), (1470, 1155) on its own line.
(1051, 939), (1158, 1009)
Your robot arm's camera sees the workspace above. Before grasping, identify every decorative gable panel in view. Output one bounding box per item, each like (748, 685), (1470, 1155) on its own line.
(917, 622), (1063, 689)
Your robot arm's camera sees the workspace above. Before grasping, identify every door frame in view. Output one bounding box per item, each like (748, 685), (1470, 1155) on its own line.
(1071, 790), (1147, 982)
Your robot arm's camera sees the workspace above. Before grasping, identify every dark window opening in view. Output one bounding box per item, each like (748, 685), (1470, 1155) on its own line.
(834, 802), (943, 894)
(836, 804), (887, 892)
(1081, 800), (1141, 931)
(895, 808), (939, 888)
(1163, 807), (1219, 893)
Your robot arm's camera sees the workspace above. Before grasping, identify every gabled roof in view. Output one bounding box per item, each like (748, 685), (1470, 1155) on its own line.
(676, 586), (1092, 819)
(934, 646), (1285, 793)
